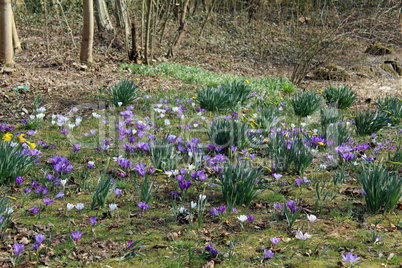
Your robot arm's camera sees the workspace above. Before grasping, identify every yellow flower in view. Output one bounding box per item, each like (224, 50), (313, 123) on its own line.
(18, 134), (26, 143)
(317, 142), (324, 146)
(245, 80), (249, 84)
(135, 78), (139, 81)
(193, 96), (197, 99)
(26, 141), (35, 149)
(2, 132), (12, 142)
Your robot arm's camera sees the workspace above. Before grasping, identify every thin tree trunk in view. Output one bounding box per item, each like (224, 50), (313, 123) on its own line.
(141, 0), (145, 50)
(56, 0), (77, 48)
(144, 0), (153, 64)
(166, 0), (190, 58)
(198, 0), (216, 40)
(94, 0), (114, 31)
(80, 0), (94, 63)
(115, 0), (130, 58)
(129, 22), (138, 62)
(11, 8), (21, 54)
(0, 0), (14, 65)
(159, 0), (173, 44)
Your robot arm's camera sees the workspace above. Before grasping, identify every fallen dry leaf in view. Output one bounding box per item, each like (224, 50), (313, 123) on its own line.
(167, 232), (179, 241)
(200, 260), (214, 268)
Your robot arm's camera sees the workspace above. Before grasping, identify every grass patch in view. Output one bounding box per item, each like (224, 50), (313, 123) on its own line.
(121, 62), (297, 95)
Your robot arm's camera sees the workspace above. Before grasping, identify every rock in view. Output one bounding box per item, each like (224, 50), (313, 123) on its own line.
(365, 43), (393, 55)
(313, 64), (349, 80)
(384, 60), (402, 75)
(380, 64), (398, 76)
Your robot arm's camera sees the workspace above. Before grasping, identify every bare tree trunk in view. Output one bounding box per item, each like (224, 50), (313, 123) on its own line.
(94, 0), (114, 31)
(115, 0), (130, 58)
(144, 0), (152, 64)
(198, 0), (216, 40)
(166, 0), (190, 58)
(0, 0), (14, 65)
(159, 0), (173, 44)
(11, 8), (21, 54)
(141, 0), (145, 50)
(129, 22), (139, 62)
(80, 0), (94, 63)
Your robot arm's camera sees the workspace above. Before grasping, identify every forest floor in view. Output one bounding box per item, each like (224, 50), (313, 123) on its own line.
(0, 7), (401, 268)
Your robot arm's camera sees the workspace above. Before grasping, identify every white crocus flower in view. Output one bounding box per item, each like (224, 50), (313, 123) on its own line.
(6, 208), (13, 215)
(191, 201), (197, 209)
(237, 215), (248, 223)
(60, 179), (67, 187)
(109, 203), (117, 211)
(178, 207), (187, 214)
(36, 113), (45, 120)
(66, 203), (74, 211)
(307, 214), (317, 224)
(188, 164), (196, 171)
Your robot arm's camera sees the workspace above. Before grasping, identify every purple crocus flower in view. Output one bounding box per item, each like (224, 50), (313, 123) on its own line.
(60, 129), (69, 135)
(71, 231), (83, 242)
(179, 180), (192, 191)
(87, 216), (97, 227)
(247, 215), (254, 223)
(54, 190), (64, 199)
(51, 156), (74, 174)
(217, 205), (226, 214)
(209, 207), (219, 216)
(340, 152), (356, 162)
(30, 206), (39, 214)
(128, 240), (136, 248)
(341, 252), (360, 266)
(134, 163), (146, 177)
(170, 191), (180, 199)
(117, 158), (132, 171)
(137, 202), (151, 211)
(270, 237), (281, 246)
(16, 176), (24, 186)
(88, 161), (95, 169)
(13, 243), (24, 257)
(205, 242), (217, 257)
(273, 202), (284, 212)
(43, 198), (53, 207)
(33, 234), (45, 250)
(73, 144), (81, 153)
(114, 188), (122, 197)
(35, 234), (45, 245)
(264, 248), (275, 259)
(286, 200), (299, 213)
